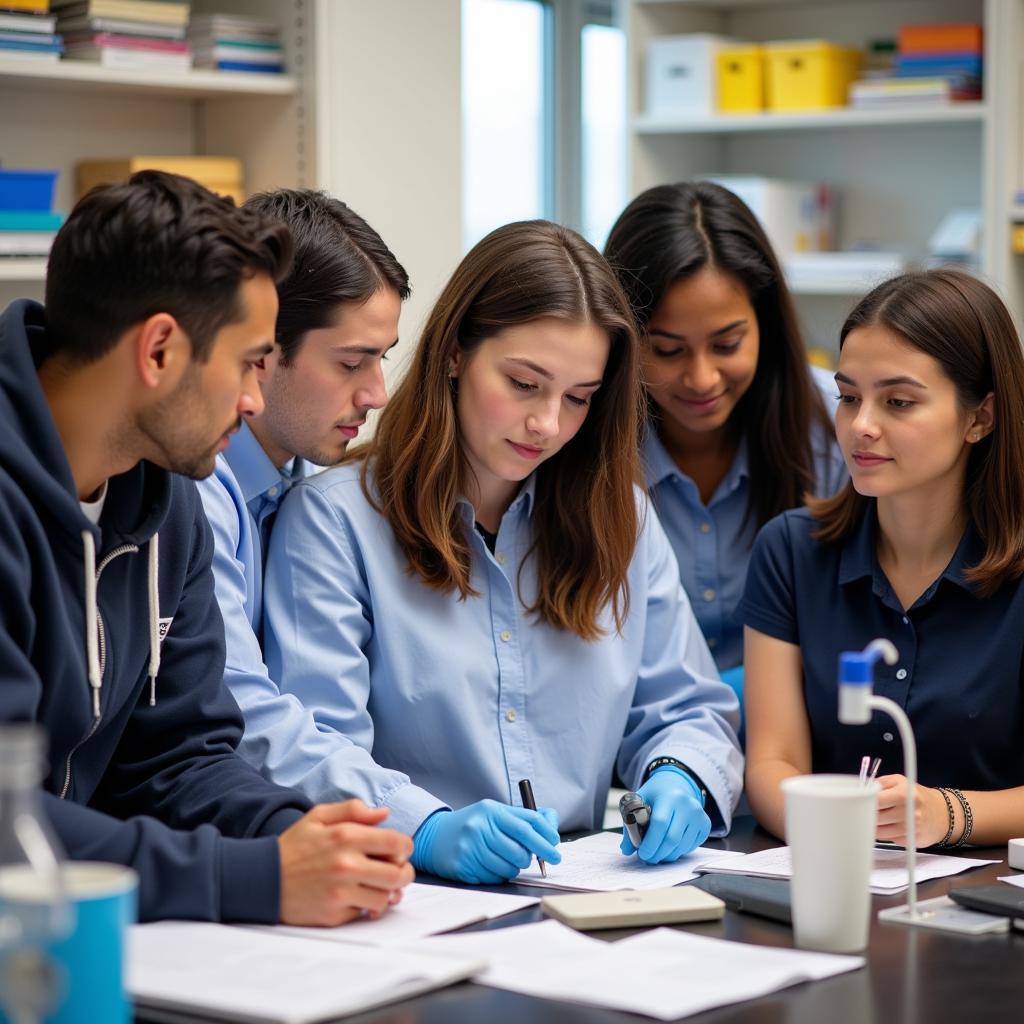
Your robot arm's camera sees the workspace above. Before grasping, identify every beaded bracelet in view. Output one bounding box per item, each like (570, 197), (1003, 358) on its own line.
(948, 787), (974, 848)
(936, 787), (956, 848)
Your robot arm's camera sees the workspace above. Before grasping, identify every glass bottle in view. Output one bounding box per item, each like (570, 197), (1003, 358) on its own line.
(0, 725), (70, 1024)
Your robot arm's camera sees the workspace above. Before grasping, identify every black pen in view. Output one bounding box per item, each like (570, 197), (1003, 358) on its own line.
(518, 778), (547, 878)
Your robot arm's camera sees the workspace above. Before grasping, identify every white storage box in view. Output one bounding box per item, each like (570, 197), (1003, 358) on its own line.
(645, 35), (739, 118)
(705, 174), (835, 254)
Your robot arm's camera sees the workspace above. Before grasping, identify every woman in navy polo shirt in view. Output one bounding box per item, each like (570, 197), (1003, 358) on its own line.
(604, 182), (846, 694)
(741, 268), (1024, 847)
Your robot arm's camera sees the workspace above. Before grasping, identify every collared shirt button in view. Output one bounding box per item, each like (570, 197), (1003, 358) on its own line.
(902, 616), (909, 624)
(267, 486), (279, 498)
(500, 630), (511, 642)
(496, 552), (506, 564)
(505, 709), (517, 723)
(700, 522), (711, 534)
(703, 588), (716, 602)
(896, 668), (908, 680)
(883, 731), (894, 742)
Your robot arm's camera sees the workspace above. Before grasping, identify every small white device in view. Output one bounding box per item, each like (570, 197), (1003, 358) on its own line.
(541, 886), (725, 931)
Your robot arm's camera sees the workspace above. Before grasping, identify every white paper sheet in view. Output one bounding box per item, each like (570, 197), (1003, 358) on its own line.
(418, 919), (863, 1021)
(516, 831), (746, 891)
(128, 922), (482, 1024)
(255, 882), (538, 946)
(696, 845), (999, 894)
(997, 874), (1024, 889)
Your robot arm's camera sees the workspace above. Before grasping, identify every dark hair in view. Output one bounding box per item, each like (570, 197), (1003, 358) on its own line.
(243, 189), (410, 364)
(809, 268), (1024, 595)
(604, 180), (834, 528)
(356, 220), (644, 641)
(45, 170), (293, 365)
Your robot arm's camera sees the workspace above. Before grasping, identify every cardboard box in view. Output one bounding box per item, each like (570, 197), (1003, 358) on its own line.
(76, 157), (243, 201)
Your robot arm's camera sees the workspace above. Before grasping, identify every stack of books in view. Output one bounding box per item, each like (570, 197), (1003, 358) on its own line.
(188, 12), (283, 74)
(850, 23), (982, 108)
(76, 156), (244, 204)
(52, 0), (191, 71)
(0, 168), (63, 257)
(0, 0), (63, 62)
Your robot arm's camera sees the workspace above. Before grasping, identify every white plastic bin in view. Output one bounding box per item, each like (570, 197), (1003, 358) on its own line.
(645, 34), (740, 118)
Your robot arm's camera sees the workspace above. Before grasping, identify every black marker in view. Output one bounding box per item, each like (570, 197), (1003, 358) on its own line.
(518, 778), (547, 878)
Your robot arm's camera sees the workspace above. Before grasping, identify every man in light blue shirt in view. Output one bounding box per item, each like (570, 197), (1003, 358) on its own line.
(198, 189), (410, 796)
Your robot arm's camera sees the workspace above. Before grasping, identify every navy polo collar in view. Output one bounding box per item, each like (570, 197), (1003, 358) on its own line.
(838, 499), (982, 596)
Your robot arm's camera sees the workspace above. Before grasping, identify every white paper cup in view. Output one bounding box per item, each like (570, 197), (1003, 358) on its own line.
(782, 774), (879, 953)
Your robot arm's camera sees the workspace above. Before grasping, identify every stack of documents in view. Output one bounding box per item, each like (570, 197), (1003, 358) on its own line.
(695, 845), (999, 895)
(259, 881), (538, 946)
(128, 922), (483, 1024)
(130, 883), (538, 1021)
(516, 830), (746, 891)
(419, 919), (864, 1020)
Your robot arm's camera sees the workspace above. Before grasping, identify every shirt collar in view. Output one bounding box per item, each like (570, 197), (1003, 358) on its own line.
(456, 473), (537, 526)
(223, 421), (290, 506)
(641, 424), (750, 492)
(838, 499), (982, 596)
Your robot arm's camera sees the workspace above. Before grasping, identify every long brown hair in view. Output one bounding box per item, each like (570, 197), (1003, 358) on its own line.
(604, 180), (834, 527)
(355, 220), (644, 640)
(810, 268), (1024, 595)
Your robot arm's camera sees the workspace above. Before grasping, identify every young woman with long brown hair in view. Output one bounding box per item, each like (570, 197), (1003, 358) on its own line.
(262, 220), (742, 884)
(604, 182), (846, 690)
(741, 268), (1024, 846)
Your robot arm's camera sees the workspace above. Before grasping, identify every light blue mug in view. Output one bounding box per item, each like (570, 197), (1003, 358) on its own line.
(0, 862), (138, 1024)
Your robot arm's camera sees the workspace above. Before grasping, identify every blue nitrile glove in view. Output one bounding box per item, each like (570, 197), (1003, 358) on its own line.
(410, 800), (561, 884)
(620, 765), (711, 864)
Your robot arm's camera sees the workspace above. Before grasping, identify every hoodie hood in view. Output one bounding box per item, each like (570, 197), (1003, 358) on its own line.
(0, 299), (172, 549)
(0, 299), (170, 717)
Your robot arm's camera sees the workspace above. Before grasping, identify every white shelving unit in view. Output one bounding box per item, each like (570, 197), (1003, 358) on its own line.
(0, 58), (298, 97)
(634, 101), (988, 135)
(0, 0), (316, 303)
(626, 0), (1024, 351)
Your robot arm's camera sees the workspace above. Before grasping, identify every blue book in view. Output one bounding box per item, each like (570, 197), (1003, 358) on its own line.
(0, 211), (65, 231)
(896, 54), (983, 78)
(215, 59), (283, 73)
(0, 39), (63, 53)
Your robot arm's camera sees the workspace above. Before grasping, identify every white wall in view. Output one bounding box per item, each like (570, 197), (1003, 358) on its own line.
(314, 0), (464, 386)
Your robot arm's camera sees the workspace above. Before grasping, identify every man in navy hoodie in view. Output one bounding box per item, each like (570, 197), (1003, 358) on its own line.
(0, 171), (413, 924)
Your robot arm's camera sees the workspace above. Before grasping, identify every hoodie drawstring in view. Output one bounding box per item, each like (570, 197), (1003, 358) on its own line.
(81, 530), (102, 719)
(80, 530), (161, 718)
(147, 534), (160, 706)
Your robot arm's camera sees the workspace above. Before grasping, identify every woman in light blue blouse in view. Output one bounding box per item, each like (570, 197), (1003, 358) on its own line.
(262, 220), (742, 885)
(604, 182), (846, 683)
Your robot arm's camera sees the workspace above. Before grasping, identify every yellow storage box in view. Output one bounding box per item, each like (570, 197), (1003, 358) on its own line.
(716, 46), (764, 113)
(76, 156), (244, 203)
(764, 40), (862, 111)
